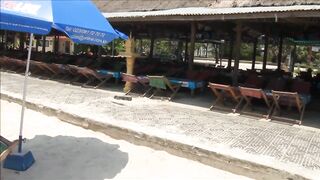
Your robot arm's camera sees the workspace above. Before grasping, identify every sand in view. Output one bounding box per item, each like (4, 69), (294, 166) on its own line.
(0, 100), (250, 180)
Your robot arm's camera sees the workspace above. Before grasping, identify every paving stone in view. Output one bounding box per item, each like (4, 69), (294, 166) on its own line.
(1, 72), (320, 174)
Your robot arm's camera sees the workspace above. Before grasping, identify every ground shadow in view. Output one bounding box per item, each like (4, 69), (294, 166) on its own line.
(1, 135), (128, 180)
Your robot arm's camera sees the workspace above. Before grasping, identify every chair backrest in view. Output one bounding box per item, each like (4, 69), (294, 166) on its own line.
(266, 78), (286, 91)
(239, 87), (263, 99)
(272, 90), (300, 106)
(208, 83), (231, 91)
(291, 80), (311, 94)
(122, 73), (138, 83)
(208, 82), (239, 99)
(244, 74), (264, 88)
(148, 76), (167, 90)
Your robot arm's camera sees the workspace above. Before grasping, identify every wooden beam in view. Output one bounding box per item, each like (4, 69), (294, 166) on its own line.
(35, 36), (39, 52)
(188, 22), (196, 70)
(262, 35), (269, 70)
(42, 36), (46, 53)
(277, 33), (283, 70)
(215, 44), (219, 64)
(4, 31), (7, 50)
(233, 22), (242, 86)
(289, 45), (296, 73)
(149, 34), (155, 58)
(19, 32), (25, 51)
(228, 39), (233, 68)
(252, 38), (258, 70)
(184, 38), (188, 62)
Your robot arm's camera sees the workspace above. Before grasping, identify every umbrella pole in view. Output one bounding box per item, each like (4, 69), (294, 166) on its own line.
(18, 33), (33, 153)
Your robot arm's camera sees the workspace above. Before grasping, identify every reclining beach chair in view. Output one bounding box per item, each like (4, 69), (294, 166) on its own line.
(271, 80), (311, 125)
(0, 136), (18, 162)
(122, 73), (149, 95)
(45, 63), (70, 79)
(238, 87), (273, 118)
(146, 76), (182, 101)
(208, 82), (242, 112)
(6, 58), (26, 72)
(0, 56), (13, 71)
(29, 60), (58, 78)
(76, 67), (113, 88)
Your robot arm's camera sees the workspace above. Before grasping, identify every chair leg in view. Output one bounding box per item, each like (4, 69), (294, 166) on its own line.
(299, 105), (306, 125)
(169, 86), (181, 101)
(234, 97), (244, 113)
(143, 87), (153, 97)
(210, 96), (222, 110)
(150, 88), (160, 99)
(82, 78), (95, 88)
(94, 77), (111, 89)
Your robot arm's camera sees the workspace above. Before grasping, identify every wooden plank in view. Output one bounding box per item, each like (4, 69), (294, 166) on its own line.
(232, 22), (242, 86)
(263, 35), (269, 70)
(188, 22), (196, 70)
(277, 33), (283, 70)
(252, 38), (258, 70)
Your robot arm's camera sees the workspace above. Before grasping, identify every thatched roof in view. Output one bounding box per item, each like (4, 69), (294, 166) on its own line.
(94, 0), (320, 13)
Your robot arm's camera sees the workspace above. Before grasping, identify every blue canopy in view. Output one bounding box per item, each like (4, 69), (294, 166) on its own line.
(0, 0), (127, 45)
(0, 0), (128, 168)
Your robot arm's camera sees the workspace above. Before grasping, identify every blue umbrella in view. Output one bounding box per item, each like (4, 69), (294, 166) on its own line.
(1, 0), (127, 171)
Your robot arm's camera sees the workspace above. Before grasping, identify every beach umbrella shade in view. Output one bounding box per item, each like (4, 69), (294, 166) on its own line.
(0, 0), (127, 171)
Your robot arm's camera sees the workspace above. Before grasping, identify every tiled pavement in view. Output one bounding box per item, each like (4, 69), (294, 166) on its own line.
(1, 72), (320, 179)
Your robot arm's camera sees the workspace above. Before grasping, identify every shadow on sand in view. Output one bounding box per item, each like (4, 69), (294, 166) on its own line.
(2, 135), (128, 180)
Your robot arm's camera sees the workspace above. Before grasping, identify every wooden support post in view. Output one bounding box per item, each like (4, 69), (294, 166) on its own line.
(232, 23), (242, 86)
(4, 31), (8, 50)
(289, 45), (296, 73)
(251, 38), (258, 70)
(42, 36), (46, 53)
(57, 36), (60, 54)
(215, 44), (219, 64)
(277, 33), (283, 70)
(149, 35), (155, 59)
(205, 43), (208, 58)
(139, 39), (143, 54)
(0, 31), (3, 43)
(35, 36), (39, 52)
(97, 46), (102, 58)
(228, 39), (233, 68)
(124, 36), (136, 92)
(184, 38), (188, 62)
(188, 22), (196, 70)
(19, 32), (25, 51)
(177, 40), (183, 61)
(53, 36), (57, 54)
(262, 35), (269, 71)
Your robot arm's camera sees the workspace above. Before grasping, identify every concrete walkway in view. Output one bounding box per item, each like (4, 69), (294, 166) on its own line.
(1, 72), (320, 179)
(2, 100), (250, 180)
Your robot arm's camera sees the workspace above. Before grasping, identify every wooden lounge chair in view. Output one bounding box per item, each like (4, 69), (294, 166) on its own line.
(208, 82), (242, 112)
(6, 58), (26, 72)
(122, 73), (149, 95)
(271, 81), (311, 125)
(76, 67), (113, 88)
(29, 60), (58, 78)
(238, 86), (273, 118)
(0, 136), (18, 162)
(146, 76), (182, 101)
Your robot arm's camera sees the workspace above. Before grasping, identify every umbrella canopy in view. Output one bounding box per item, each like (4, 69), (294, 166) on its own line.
(1, 0), (128, 171)
(0, 0), (126, 44)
